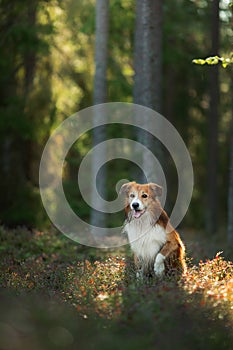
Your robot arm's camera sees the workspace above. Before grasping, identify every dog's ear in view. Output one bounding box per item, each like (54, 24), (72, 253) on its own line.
(119, 181), (135, 195)
(149, 183), (162, 197)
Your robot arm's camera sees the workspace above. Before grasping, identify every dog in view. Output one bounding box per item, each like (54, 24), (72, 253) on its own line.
(120, 181), (186, 278)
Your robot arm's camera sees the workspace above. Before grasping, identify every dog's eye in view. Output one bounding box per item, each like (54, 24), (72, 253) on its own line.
(141, 193), (148, 198)
(130, 193), (135, 198)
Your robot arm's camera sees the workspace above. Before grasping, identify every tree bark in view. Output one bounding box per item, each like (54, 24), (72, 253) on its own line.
(206, 0), (220, 234)
(134, 0), (162, 109)
(133, 0), (163, 183)
(24, 2), (37, 98)
(133, 0), (143, 106)
(90, 0), (109, 228)
(227, 80), (233, 244)
(24, 1), (38, 184)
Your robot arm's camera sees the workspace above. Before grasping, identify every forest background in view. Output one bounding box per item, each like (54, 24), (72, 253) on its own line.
(1, 1), (233, 349)
(1, 0), (233, 244)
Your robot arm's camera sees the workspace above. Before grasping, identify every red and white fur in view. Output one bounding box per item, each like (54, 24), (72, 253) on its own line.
(120, 182), (186, 278)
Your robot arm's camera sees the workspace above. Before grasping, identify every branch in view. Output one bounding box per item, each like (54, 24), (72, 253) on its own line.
(192, 53), (233, 68)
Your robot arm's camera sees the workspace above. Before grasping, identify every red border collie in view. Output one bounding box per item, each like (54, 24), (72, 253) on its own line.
(120, 182), (186, 278)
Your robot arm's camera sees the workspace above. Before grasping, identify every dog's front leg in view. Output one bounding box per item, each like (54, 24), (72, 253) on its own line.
(154, 253), (165, 276)
(154, 237), (179, 277)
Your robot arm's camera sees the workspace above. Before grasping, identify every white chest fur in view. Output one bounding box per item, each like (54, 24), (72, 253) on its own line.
(124, 212), (167, 262)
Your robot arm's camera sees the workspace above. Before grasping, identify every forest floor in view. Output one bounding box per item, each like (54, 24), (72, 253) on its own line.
(0, 226), (232, 350)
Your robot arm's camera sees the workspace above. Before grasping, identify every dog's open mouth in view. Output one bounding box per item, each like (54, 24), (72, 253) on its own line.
(133, 209), (145, 219)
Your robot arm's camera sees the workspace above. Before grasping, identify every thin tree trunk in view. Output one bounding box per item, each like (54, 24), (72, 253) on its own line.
(133, 0), (143, 105)
(206, 0), (220, 234)
(24, 1), (38, 184)
(227, 80), (233, 244)
(133, 0), (163, 183)
(24, 1), (37, 97)
(151, 0), (163, 113)
(90, 0), (109, 228)
(93, 0), (109, 104)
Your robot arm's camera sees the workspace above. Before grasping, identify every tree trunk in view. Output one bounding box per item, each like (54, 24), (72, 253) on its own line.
(206, 0), (220, 234)
(24, 1), (38, 184)
(227, 80), (233, 245)
(134, 0), (162, 109)
(0, 0), (38, 224)
(90, 0), (109, 228)
(133, 0), (163, 183)
(24, 2), (37, 98)
(133, 0), (143, 106)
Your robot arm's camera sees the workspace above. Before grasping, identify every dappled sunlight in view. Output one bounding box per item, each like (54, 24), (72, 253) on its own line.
(1, 227), (233, 348)
(64, 257), (126, 319)
(182, 254), (233, 316)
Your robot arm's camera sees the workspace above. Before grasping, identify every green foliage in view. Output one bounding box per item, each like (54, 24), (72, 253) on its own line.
(0, 0), (232, 231)
(193, 53), (233, 68)
(1, 185), (49, 228)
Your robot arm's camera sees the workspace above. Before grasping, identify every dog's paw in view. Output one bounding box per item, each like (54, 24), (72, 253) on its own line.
(136, 269), (143, 280)
(154, 253), (165, 277)
(154, 262), (165, 276)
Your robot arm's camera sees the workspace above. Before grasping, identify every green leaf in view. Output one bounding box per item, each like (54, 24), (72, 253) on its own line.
(222, 62), (228, 68)
(193, 53), (233, 68)
(205, 56), (219, 65)
(192, 59), (206, 65)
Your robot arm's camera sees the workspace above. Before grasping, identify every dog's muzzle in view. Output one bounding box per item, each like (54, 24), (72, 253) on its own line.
(130, 201), (145, 218)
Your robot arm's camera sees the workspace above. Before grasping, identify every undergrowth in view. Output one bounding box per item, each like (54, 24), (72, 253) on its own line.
(0, 226), (232, 350)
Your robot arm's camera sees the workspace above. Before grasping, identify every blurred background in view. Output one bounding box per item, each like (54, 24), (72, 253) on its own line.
(0, 0), (233, 245)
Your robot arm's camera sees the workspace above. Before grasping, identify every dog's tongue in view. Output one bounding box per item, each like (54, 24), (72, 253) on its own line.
(133, 210), (142, 218)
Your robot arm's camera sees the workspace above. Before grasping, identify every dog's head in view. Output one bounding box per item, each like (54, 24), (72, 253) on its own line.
(120, 181), (162, 219)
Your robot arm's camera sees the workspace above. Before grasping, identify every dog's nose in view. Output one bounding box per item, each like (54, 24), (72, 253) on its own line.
(132, 202), (139, 210)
